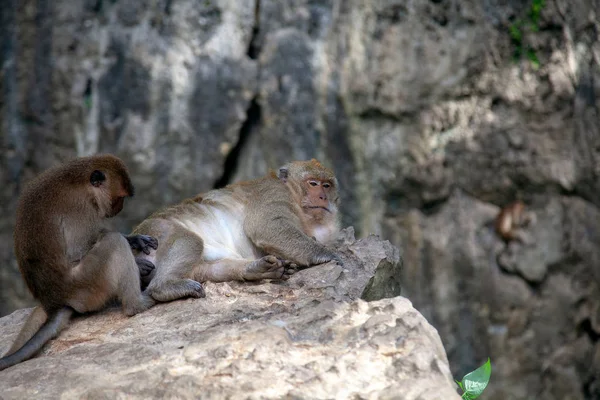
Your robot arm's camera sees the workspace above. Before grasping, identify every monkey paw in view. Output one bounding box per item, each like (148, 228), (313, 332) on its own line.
(135, 257), (155, 277)
(246, 256), (298, 281)
(278, 259), (298, 280)
(146, 279), (205, 302)
(125, 234), (159, 255)
(312, 251), (344, 267)
(185, 279), (206, 298)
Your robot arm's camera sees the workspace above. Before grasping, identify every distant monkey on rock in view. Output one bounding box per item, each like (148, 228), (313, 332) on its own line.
(495, 200), (536, 244)
(0, 155), (157, 371)
(132, 159), (341, 303)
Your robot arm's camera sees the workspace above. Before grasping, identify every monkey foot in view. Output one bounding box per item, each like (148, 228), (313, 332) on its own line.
(185, 279), (206, 298)
(135, 257), (155, 277)
(125, 234), (159, 255)
(124, 293), (156, 316)
(245, 256), (298, 281)
(147, 279), (205, 302)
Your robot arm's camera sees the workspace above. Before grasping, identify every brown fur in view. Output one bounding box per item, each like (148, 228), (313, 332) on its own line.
(495, 200), (536, 243)
(133, 159), (341, 303)
(0, 155), (155, 371)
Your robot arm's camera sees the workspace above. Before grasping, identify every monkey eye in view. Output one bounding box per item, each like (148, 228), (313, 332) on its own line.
(323, 182), (331, 189)
(90, 170), (106, 187)
(309, 180), (319, 187)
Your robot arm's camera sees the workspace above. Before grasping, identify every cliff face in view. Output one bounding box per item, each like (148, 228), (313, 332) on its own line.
(1, 1), (599, 398)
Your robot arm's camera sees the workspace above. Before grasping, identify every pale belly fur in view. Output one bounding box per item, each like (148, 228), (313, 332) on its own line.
(173, 201), (261, 261)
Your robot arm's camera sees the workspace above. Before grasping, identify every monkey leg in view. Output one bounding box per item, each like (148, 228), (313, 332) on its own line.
(192, 256), (297, 282)
(144, 223), (206, 303)
(68, 232), (155, 316)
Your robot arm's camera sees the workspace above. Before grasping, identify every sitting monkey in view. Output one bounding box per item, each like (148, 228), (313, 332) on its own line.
(0, 155), (156, 371)
(132, 159), (341, 302)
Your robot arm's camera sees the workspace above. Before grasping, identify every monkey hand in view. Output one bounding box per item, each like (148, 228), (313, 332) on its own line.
(125, 234), (159, 255)
(135, 257), (155, 277)
(311, 250), (344, 267)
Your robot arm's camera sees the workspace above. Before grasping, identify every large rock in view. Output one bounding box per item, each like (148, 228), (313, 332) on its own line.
(384, 192), (600, 400)
(0, 232), (459, 400)
(1, 0), (599, 398)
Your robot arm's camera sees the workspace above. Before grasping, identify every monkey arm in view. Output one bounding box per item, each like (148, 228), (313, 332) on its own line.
(244, 210), (339, 267)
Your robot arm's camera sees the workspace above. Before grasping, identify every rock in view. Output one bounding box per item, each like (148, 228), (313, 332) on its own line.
(2, 1), (600, 398)
(384, 191), (600, 399)
(496, 198), (563, 283)
(0, 231), (459, 400)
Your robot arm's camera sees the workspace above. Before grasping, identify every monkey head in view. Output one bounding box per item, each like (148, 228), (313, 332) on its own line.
(81, 154), (135, 218)
(277, 159), (340, 223)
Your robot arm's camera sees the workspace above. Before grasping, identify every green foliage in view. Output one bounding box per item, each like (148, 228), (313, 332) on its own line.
(529, 0), (544, 29)
(526, 49), (540, 70)
(509, 22), (522, 42)
(457, 358), (491, 400)
(509, 0), (545, 68)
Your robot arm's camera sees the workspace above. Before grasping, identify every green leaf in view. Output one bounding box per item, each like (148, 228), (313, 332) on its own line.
(509, 23), (522, 41)
(456, 380), (464, 391)
(526, 49), (540, 69)
(460, 358), (491, 399)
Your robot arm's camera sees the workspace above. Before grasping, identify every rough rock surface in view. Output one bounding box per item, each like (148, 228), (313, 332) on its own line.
(1, 1), (599, 398)
(0, 232), (459, 400)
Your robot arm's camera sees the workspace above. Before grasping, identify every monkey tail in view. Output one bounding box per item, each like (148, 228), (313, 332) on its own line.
(0, 307), (73, 371)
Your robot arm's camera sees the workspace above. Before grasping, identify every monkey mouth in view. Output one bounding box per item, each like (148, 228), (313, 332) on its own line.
(306, 206), (330, 213)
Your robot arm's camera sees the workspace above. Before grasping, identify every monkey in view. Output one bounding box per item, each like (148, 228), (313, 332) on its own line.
(131, 159), (341, 303)
(0, 155), (156, 371)
(495, 200), (536, 244)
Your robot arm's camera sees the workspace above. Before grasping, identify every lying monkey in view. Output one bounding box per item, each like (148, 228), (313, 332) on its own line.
(133, 159), (341, 302)
(0, 155), (157, 371)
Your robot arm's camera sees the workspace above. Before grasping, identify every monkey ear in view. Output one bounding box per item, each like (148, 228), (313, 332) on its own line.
(90, 170), (106, 187)
(278, 168), (289, 183)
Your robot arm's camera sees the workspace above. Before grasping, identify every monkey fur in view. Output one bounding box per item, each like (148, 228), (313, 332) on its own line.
(132, 159), (341, 303)
(0, 155), (156, 371)
(495, 200), (536, 243)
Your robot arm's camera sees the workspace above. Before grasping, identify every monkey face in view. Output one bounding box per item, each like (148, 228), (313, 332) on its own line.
(89, 166), (134, 218)
(301, 178), (340, 224)
(108, 196), (125, 217)
(305, 179), (333, 212)
(105, 178), (133, 217)
(278, 159), (340, 221)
